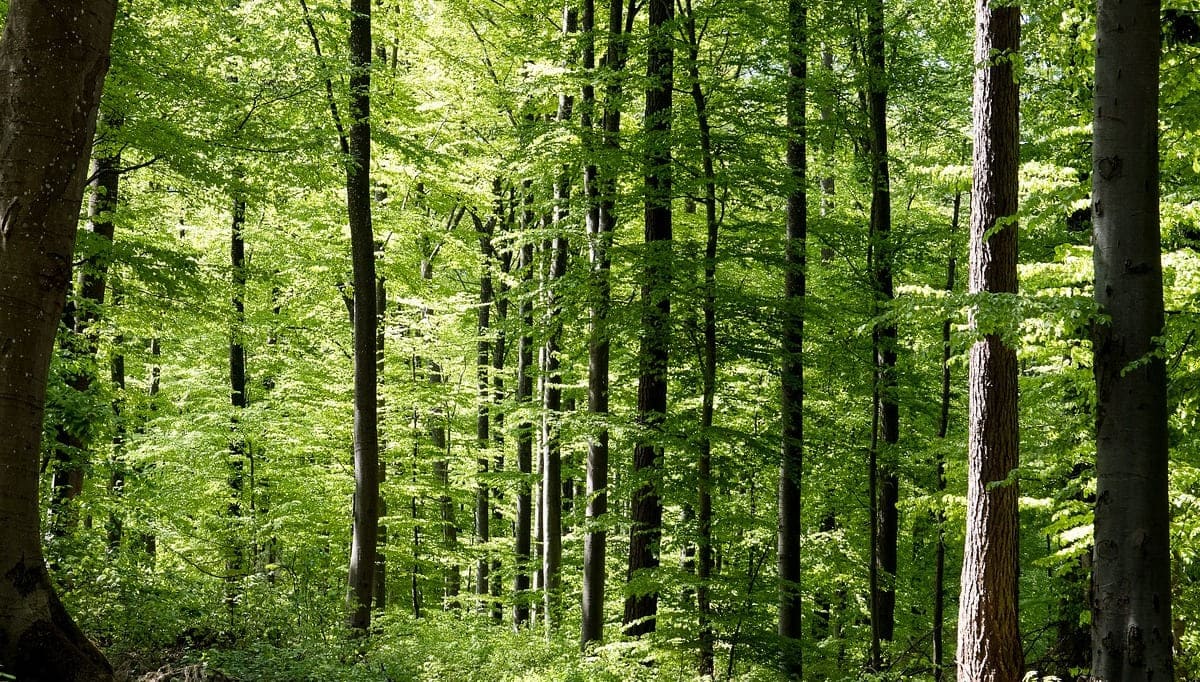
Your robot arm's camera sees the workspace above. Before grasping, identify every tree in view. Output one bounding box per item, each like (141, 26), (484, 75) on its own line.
(623, 0), (672, 637)
(956, 0), (1022, 678)
(777, 0), (806, 676)
(0, 1), (117, 679)
(1091, 0), (1173, 677)
(343, 0), (380, 632)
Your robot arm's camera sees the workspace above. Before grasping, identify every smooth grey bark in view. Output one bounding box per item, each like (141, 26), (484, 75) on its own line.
(777, 0), (805, 676)
(623, 0), (672, 637)
(957, 1), (1022, 678)
(1091, 0), (1173, 678)
(0, 2), (116, 679)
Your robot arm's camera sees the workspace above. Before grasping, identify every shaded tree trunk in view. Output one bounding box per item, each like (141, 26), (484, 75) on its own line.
(344, 0), (379, 631)
(0, 2), (116, 678)
(956, 1), (1022, 678)
(777, 0), (806, 676)
(475, 212), (494, 611)
(623, 0), (672, 637)
(1091, 0), (1173, 678)
(227, 197), (248, 608)
(514, 183), (536, 627)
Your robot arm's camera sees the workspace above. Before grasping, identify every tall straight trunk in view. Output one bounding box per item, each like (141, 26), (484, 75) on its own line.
(227, 197), (248, 604)
(865, 0), (898, 658)
(491, 180), (513, 622)
(344, 0), (379, 632)
(475, 213), (494, 608)
(777, 0), (806, 676)
(48, 113), (122, 534)
(957, 1), (1021, 678)
(107, 283), (126, 551)
(933, 190), (960, 682)
(514, 183), (536, 627)
(542, 6), (577, 630)
(0, 2), (116, 678)
(581, 0), (628, 649)
(374, 268), (387, 611)
(623, 0), (672, 637)
(1091, 0), (1172, 678)
(682, 2), (718, 673)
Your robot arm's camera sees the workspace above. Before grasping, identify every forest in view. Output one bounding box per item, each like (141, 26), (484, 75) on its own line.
(0, 0), (1196, 679)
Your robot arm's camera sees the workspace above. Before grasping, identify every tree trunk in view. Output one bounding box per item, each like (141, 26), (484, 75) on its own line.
(374, 268), (388, 611)
(865, 0), (898, 659)
(475, 213), (494, 610)
(344, 0), (379, 632)
(514, 184), (536, 627)
(581, 0), (627, 649)
(0, 2), (116, 678)
(933, 190), (960, 682)
(1091, 0), (1173, 678)
(777, 0), (806, 675)
(227, 196), (248, 607)
(956, 1), (1021, 678)
(623, 0), (672, 637)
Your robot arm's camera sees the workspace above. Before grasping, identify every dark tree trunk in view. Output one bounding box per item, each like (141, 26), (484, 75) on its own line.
(581, 0), (627, 649)
(956, 1), (1022, 678)
(227, 197), (248, 606)
(682, 3), (719, 673)
(374, 268), (387, 611)
(623, 0), (672, 637)
(344, 0), (379, 632)
(475, 213), (494, 610)
(865, 0), (898, 659)
(1091, 0), (1173, 678)
(0, 2), (116, 679)
(491, 180), (513, 623)
(514, 184), (536, 627)
(933, 190), (960, 682)
(777, 0), (806, 675)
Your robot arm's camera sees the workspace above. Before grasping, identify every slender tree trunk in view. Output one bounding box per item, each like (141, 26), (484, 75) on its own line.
(1091, 0), (1172, 678)
(933, 190), (960, 682)
(682, 3), (719, 672)
(344, 0), (379, 631)
(777, 0), (806, 677)
(491, 180), (513, 623)
(581, 0), (627, 649)
(623, 0), (673, 637)
(514, 184), (536, 627)
(865, 0), (898, 658)
(956, 1), (1021, 678)
(475, 213), (494, 610)
(0, 2), (116, 678)
(227, 197), (248, 608)
(374, 267), (388, 611)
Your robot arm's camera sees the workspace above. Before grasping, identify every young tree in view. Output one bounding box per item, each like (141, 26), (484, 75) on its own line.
(1091, 0), (1173, 677)
(777, 0), (806, 676)
(956, 0), (1022, 678)
(624, 0), (673, 637)
(0, 2), (117, 679)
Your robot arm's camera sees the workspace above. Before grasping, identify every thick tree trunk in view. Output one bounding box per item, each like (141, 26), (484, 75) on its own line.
(623, 0), (672, 637)
(344, 0), (379, 632)
(1091, 0), (1172, 678)
(777, 0), (805, 677)
(0, 2), (116, 679)
(865, 0), (898, 659)
(956, 2), (1021, 679)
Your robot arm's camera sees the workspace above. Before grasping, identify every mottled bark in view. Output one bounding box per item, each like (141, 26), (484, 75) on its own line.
(957, 2), (1022, 679)
(1091, 0), (1173, 678)
(0, 2), (116, 678)
(623, 0), (672, 637)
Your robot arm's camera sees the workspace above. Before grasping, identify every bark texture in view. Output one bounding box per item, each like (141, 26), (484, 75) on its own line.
(1091, 0), (1173, 678)
(777, 0), (806, 677)
(0, 2), (116, 679)
(957, 1), (1022, 679)
(623, 0), (672, 637)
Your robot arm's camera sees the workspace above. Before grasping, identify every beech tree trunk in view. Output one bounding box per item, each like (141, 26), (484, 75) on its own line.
(227, 196), (248, 607)
(957, 1), (1021, 678)
(0, 2), (116, 679)
(1091, 0), (1173, 678)
(344, 0), (379, 631)
(623, 0), (672, 637)
(777, 0), (805, 677)
(514, 184), (536, 627)
(865, 0), (898, 660)
(475, 213), (494, 608)
(581, 0), (627, 649)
